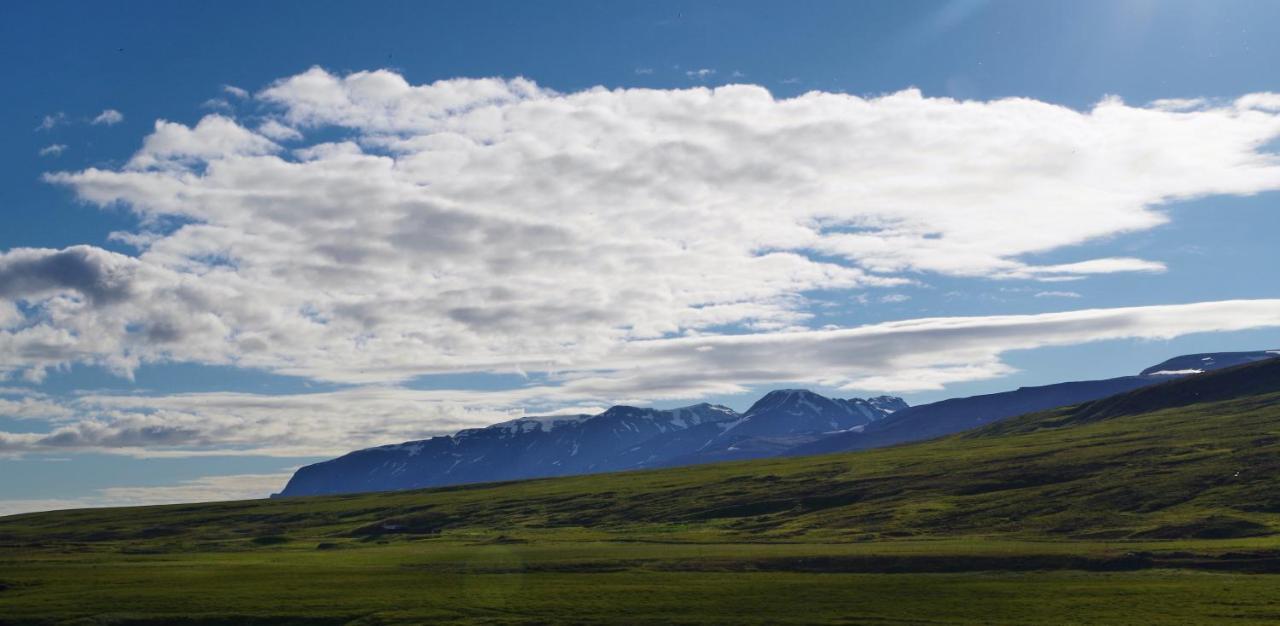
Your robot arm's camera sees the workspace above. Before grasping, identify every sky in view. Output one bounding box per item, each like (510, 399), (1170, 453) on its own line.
(2, 0), (1280, 515)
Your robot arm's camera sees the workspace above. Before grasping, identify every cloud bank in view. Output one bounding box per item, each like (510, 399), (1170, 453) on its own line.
(1, 300), (1278, 457)
(1, 68), (1279, 460)
(6, 68), (1276, 388)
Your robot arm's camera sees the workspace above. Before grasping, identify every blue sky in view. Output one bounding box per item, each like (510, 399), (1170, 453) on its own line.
(2, 0), (1280, 514)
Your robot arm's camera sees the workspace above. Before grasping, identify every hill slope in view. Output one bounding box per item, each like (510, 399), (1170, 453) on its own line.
(795, 350), (1278, 457)
(7, 357), (1280, 543)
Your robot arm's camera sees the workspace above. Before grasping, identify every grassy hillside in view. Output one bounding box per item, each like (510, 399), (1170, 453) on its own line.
(2, 360), (1280, 624)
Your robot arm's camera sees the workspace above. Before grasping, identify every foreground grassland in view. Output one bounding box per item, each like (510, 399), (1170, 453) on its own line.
(2, 364), (1279, 624)
(6, 545), (1280, 625)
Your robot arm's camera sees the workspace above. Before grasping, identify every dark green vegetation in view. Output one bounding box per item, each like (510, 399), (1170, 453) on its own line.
(3, 360), (1280, 624)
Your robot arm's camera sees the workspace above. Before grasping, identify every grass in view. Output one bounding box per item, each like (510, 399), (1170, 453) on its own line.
(2, 362), (1280, 624)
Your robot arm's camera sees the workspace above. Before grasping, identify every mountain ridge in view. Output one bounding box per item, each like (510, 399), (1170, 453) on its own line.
(276, 392), (904, 497)
(276, 350), (1279, 498)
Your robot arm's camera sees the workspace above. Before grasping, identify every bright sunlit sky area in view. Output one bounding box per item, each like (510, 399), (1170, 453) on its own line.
(2, 0), (1280, 514)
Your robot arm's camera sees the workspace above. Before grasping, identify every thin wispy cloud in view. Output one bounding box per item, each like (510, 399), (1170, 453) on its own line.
(200, 97), (234, 111)
(91, 109), (124, 125)
(2, 299), (1279, 458)
(35, 112), (66, 131)
(37, 144), (67, 157)
(256, 119), (302, 141)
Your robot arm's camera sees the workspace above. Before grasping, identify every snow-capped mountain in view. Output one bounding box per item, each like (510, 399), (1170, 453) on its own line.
(276, 350), (1277, 499)
(722, 389), (903, 439)
(1139, 350), (1279, 376)
(647, 390), (908, 467)
(275, 394), (902, 497)
(276, 402), (744, 496)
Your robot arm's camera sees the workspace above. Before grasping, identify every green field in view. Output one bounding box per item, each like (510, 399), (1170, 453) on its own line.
(3, 362), (1280, 624)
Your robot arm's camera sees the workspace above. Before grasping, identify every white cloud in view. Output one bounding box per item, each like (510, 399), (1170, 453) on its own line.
(123, 115), (279, 169)
(92, 109), (124, 125)
(880, 293), (910, 303)
(0, 385), (523, 457)
(0, 395), (74, 421)
(256, 119), (303, 141)
(201, 98), (233, 111)
(634, 67), (654, 75)
(35, 112), (66, 131)
(685, 68), (716, 79)
(38, 144), (67, 157)
(1236, 93), (1280, 112)
(1035, 290), (1082, 298)
(558, 298), (1280, 397)
(1149, 97), (1209, 111)
(223, 84), (250, 99)
(257, 67), (544, 132)
(8, 68), (1280, 392)
(1, 300), (1278, 457)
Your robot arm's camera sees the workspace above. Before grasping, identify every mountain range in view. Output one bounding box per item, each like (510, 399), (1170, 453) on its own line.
(275, 350), (1278, 497)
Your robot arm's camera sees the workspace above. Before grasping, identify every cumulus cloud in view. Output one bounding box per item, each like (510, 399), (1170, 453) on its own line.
(6, 68), (1280, 392)
(0, 245), (240, 380)
(256, 119), (302, 141)
(92, 109), (124, 125)
(0, 246), (141, 304)
(1236, 93), (1280, 112)
(122, 115), (279, 169)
